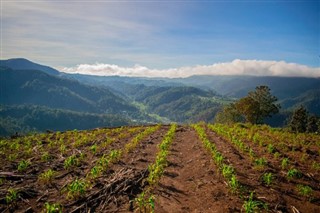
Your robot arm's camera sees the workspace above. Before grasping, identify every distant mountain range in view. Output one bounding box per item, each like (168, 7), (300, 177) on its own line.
(1, 58), (319, 136)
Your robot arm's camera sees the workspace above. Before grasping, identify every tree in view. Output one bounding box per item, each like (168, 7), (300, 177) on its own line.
(235, 96), (260, 124)
(248, 86), (280, 124)
(214, 103), (242, 124)
(306, 115), (318, 133)
(289, 106), (308, 133)
(214, 85), (280, 125)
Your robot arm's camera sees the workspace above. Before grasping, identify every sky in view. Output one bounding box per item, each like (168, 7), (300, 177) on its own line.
(1, 0), (320, 77)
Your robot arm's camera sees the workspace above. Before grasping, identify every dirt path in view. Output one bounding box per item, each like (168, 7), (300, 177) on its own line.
(154, 126), (243, 213)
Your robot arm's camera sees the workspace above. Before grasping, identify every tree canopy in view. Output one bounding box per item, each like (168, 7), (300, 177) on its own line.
(215, 85), (280, 124)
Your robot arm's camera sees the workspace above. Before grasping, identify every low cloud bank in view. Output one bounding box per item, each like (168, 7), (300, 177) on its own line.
(62, 59), (320, 78)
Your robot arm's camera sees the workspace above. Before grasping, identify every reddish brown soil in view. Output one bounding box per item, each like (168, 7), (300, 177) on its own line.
(154, 126), (243, 212)
(0, 125), (319, 213)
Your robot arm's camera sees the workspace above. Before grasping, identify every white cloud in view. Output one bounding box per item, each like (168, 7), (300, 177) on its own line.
(61, 59), (320, 78)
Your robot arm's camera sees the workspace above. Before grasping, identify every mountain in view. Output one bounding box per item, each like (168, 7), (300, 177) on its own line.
(1, 58), (319, 136)
(0, 104), (131, 136)
(0, 66), (138, 114)
(0, 58), (60, 76)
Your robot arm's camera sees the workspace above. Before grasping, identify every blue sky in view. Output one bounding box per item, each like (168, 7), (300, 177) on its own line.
(1, 0), (319, 77)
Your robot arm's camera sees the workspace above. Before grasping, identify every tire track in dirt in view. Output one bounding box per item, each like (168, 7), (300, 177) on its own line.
(154, 126), (243, 213)
(206, 128), (320, 213)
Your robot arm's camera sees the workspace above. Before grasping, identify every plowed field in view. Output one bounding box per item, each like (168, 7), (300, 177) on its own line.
(0, 124), (319, 212)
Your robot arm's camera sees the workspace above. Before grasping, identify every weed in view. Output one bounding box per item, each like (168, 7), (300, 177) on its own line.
(44, 202), (62, 213)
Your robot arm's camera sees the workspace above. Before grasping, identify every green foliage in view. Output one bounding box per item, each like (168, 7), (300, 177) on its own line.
(39, 169), (55, 183)
(281, 158), (289, 170)
(242, 192), (267, 213)
(289, 106), (308, 133)
(262, 172), (273, 186)
(17, 160), (30, 172)
(66, 179), (87, 199)
(64, 155), (78, 169)
(44, 202), (62, 213)
(287, 168), (302, 179)
(297, 184), (313, 198)
(6, 188), (18, 204)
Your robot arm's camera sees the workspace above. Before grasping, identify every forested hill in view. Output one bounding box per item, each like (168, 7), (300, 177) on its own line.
(1, 58), (319, 136)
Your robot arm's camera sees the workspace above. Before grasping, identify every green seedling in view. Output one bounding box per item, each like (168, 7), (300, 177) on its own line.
(255, 158), (267, 166)
(67, 179), (87, 199)
(214, 152), (224, 166)
(281, 158), (289, 169)
(89, 165), (103, 178)
(39, 169), (55, 183)
(222, 164), (234, 179)
(229, 174), (239, 192)
(90, 144), (97, 154)
(297, 184), (313, 198)
(44, 202), (62, 213)
(6, 188), (18, 204)
(17, 160), (30, 172)
(267, 144), (274, 153)
(64, 155), (78, 169)
(242, 192), (266, 213)
(41, 152), (51, 162)
(287, 168), (302, 179)
(262, 172), (273, 186)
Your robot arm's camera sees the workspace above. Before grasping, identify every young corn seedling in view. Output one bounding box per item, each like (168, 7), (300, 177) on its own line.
(44, 202), (62, 213)
(64, 155), (78, 170)
(6, 188), (18, 204)
(229, 174), (239, 192)
(89, 165), (103, 179)
(281, 158), (289, 170)
(242, 192), (267, 213)
(222, 164), (234, 179)
(17, 160), (30, 172)
(267, 144), (274, 154)
(297, 184), (313, 200)
(262, 172), (273, 186)
(39, 169), (55, 183)
(90, 144), (97, 154)
(287, 168), (302, 180)
(41, 152), (51, 162)
(66, 179), (88, 199)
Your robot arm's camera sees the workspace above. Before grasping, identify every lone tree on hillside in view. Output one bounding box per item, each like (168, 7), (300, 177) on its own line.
(214, 85), (280, 124)
(236, 86), (280, 124)
(289, 105), (308, 133)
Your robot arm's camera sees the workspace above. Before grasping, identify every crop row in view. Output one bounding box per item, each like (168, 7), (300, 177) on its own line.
(134, 123), (177, 213)
(1, 125), (161, 212)
(209, 123), (317, 202)
(192, 124), (267, 213)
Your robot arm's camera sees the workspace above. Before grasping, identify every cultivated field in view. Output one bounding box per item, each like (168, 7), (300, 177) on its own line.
(0, 124), (319, 213)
